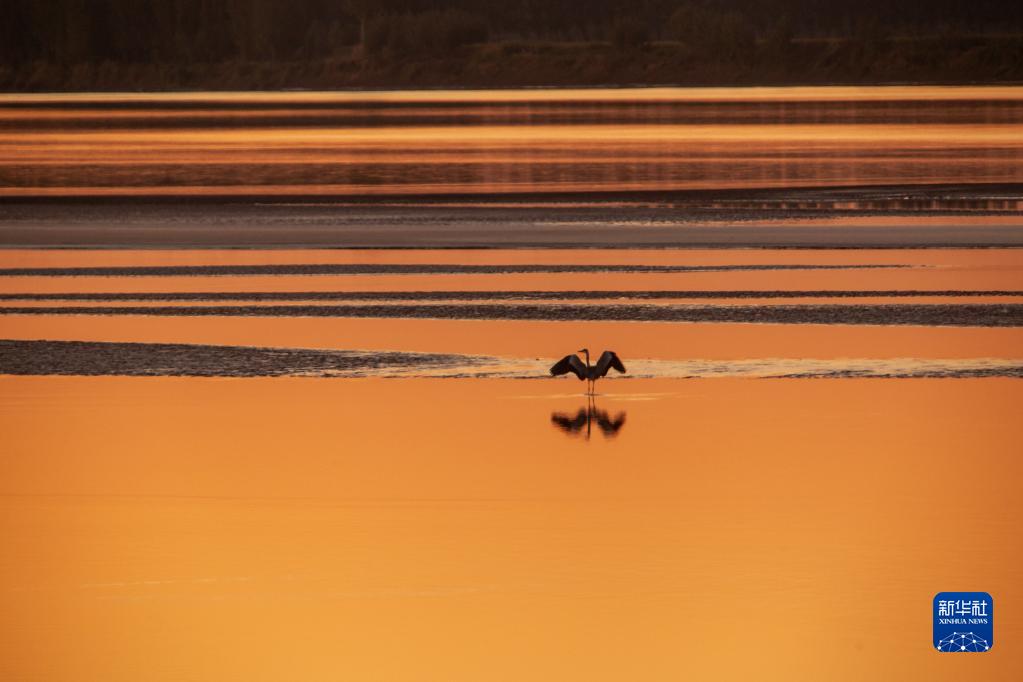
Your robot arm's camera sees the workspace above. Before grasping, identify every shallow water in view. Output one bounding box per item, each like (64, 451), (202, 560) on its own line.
(2, 340), (1021, 379)
(1, 376), (1021, 680)
(2, 248), (1022, 367)
(1, 85), (1022, 680)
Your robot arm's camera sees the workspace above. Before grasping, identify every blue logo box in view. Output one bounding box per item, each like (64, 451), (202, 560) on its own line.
(933, 592), (993, 652)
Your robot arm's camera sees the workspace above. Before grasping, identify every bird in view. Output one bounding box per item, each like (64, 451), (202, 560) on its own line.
(549, 348), (626, 394)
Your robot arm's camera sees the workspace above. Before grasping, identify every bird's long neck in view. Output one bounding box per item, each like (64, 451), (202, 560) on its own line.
(583, 350), (590, 367)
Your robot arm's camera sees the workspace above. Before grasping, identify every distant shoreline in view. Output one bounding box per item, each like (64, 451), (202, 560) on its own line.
(4, 79), (1023, 95)
(4, 36), (1022, 93)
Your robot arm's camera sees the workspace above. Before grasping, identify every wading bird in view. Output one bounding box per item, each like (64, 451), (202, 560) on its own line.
(549, 348), (626, 394)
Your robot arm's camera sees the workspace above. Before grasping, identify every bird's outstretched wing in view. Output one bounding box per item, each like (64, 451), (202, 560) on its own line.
(594, 351), (626, 377)
(550, 354), (587, 380)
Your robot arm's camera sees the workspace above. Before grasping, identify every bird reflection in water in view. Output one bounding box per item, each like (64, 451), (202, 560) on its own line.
(550, 396), (627, 440)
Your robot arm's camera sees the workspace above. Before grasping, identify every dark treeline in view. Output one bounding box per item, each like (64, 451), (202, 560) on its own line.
(2, 0), (1022, 89)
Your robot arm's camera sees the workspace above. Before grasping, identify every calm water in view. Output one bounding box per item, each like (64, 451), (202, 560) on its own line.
(1, 86), (1022, 197)
(2, 376), (1022, 680)
(2, 246), (1022, 681)
(2, 86), (1023, 680)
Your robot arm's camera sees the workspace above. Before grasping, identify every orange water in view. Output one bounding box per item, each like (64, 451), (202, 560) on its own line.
(2, 85), (1022, 680)
(1, 376), (1020, 680)
(2, 86), (1021, 197)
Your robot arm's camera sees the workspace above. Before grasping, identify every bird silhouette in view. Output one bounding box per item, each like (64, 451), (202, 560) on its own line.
(550, 397), (627, 440)
(549, 348), (626, 394)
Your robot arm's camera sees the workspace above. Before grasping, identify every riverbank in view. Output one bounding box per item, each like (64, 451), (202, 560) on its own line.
(4, 36), (1022, 92)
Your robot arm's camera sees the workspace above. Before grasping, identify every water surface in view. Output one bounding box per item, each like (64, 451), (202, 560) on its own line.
(1, 86), (1022, 681)
(2, 86), (1022, 199)
(1, 376), (1021, 680)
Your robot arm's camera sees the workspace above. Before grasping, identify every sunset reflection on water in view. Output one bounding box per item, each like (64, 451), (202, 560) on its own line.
(2, 86), (1022, 197)
(1, 376), (1021, 680)
(1, 85), (1022, 681)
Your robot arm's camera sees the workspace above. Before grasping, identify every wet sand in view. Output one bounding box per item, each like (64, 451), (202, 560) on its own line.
(2, 288), (1018, 301)
(0, 340), (481, 378)
(4, 302), (1021, 326)
(2, 339), (1020, 379)
(3, 194), (1023, 248)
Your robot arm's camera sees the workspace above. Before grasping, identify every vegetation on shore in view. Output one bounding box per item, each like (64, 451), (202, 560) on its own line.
(2, 1), (1021, 90)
